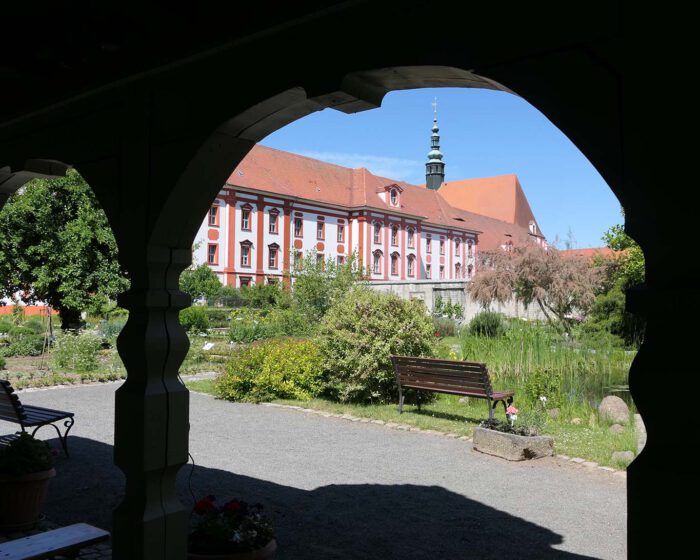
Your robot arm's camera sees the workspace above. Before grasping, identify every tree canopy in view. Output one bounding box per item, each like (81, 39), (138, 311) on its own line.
(179, 263), (223, 302)
(0, 170), (128, 328)
(468, 245), (600, 333)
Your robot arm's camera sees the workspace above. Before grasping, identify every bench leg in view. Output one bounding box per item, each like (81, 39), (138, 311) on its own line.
(398, 386), (405, 414)
(31, 417), (75, 458)
(488, 398), (494, 420)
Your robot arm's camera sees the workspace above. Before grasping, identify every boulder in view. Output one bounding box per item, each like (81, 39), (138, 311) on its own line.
(598, 396), (630, 425)
(612, 450), (635, 464)
(608, 424), (625, 435)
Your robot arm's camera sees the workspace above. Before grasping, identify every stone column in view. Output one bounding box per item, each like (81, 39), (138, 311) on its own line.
(112, 245), (191, 560)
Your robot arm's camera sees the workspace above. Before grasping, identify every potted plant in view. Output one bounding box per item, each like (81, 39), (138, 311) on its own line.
(0, 432), (57, 531)
(188, 495), (276, 560)
(473, 404), (554, 461)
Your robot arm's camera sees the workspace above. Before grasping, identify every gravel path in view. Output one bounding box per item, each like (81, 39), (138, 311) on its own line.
(1, 383), (626, 559)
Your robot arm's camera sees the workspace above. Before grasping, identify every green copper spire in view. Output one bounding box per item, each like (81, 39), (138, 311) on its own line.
(426, 97), (445, 190)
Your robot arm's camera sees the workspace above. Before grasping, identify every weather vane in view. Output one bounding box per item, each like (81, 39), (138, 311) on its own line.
(432, 97), (438, 120)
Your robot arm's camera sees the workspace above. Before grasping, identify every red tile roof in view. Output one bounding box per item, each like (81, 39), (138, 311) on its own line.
(226, 145), (540, 249)
(560, 247), (617, 259)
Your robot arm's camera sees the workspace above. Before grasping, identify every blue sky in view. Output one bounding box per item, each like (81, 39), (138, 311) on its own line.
(261, 88), (621, 249)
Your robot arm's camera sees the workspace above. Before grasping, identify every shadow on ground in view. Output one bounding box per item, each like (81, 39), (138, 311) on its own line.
(44, 436), (596, 560)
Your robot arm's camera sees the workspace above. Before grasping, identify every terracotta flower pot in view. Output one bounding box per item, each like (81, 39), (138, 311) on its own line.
(188, 539), (277, 560)
(0, 467), (56, 531)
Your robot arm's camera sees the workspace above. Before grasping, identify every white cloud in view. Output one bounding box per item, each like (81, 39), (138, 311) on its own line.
(299, 151), (423, 183)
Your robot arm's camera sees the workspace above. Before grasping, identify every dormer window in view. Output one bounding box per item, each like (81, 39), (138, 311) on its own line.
(529, 221), (537, 234)
(390, 189), (398, 206)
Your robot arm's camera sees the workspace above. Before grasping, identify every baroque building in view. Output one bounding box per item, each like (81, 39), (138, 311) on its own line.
(194, 111), (545, 287)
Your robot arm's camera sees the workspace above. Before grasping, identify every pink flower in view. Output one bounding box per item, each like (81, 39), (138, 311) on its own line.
(506, 405), (519, 415)
(193, 495), (216, 514)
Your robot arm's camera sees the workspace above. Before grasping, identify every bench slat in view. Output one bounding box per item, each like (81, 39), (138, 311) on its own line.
(393, 356), (487, 367)
(400, 383), (492, 398)
(394, 361), (487, 373)
(21, 406), (73, 426)
(398, 367), (487, 382)
(0, 523), (109, 560)
(398, 373), (488, 389)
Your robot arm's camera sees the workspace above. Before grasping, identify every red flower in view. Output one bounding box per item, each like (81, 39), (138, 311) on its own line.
(193, 495), (216, 514)
(223, 499), (243, 513)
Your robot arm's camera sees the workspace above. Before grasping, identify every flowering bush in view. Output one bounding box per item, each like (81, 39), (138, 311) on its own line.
(188, 495), (274, 555)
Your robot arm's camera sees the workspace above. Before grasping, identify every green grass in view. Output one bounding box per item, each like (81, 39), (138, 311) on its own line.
(184, 378), (637, 468)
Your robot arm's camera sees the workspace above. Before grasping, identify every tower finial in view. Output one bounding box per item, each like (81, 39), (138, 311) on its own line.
(426, 98), (445, 190)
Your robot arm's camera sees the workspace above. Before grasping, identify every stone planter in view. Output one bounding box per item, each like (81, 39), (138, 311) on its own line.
(473, 427), (553, 461)
(0, 467), (56, 531)
(188, 539), (277, 560)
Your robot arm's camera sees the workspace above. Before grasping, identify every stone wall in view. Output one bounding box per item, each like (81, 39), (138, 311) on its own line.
(368, 280), (547, 322)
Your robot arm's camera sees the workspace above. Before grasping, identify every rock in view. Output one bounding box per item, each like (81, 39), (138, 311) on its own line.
(571, 417), (582, 425)
(473, 426), (554, 461)
(547, 408), (560, 419)
(608, 423), (625, 435)
(611, 450), (635, 464)
(458, 397), (469, 403)
(588, 413), (597, 427)
(598, 396), (630, 425)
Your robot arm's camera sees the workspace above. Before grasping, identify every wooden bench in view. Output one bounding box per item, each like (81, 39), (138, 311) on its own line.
(391, 356), (514, 419)
(0, 380), (75, 457)
(0, 523), (109, 560)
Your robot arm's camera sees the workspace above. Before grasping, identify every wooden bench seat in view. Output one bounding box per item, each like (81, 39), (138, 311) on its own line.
(0, 523), (109, 560)
(391, 355), (514, 419)
(0, 380), (75, 457)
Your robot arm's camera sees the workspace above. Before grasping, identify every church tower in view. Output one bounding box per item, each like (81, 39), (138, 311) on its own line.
(425, 98), (445, 190)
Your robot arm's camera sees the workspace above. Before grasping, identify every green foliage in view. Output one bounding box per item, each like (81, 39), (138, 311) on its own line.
(581, 281), (644, 348)
(53, 333), (102, 372)
(292, 251), (366, 320)
(432, 317), (457, 337)
(180, 306), (210, 334)
(22, 319), (45, 334)
(180, 264), (223, 302)
(433, 296), (464, 319)
(523, 369), (563, 409)
(468, 311), (506, 338)
(228, 307), (314, 343)
(317, 286), (436, 403)
(0, 330), (44, 357)
(98, 318), (127, 339)
(0, 170), (129, 329)
(0, 433), (54, 476)
(0, 320), (12, 334)
(602, 220), (645, 288)
(205, 308), (233, 328)
(216, 338), (323, 402)
(228, 309), (267, 343)
(0, 355), (5, 369)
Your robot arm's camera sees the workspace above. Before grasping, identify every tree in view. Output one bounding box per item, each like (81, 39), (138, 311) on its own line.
(179, 264), (222, 302)
(468, 245), (600, 334)
(0, 170), (128, 329)
(289, 251), (366, 320)
(601, 220), (645, 289)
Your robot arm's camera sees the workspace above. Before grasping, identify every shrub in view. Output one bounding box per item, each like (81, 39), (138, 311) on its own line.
(228, 308), (268, 343)
(98, 318), (127, 339)
(0, 332), (45, 357)
(523, 368), (563, 409)
(317, 287), (436, 403)
(0, 355), (5, 369)
(53, 333), (102, 372)
(0, 321), (12, 334)
(205, 308), (233, 328)
(468, 311), (506, 338)
(180, 306), (209, 334)
(23, 319), (45, 334)
(432, 317), (457, 338)
(216, 338), (323, 402)
(266, 307), (315, 337)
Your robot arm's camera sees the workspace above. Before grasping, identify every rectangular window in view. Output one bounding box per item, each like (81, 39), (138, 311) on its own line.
(391, 255), (398, 276)
(468, 240), (473, 258)
(455, 239), (461, 256)
(293, 250), (302, 271)
(391, 226), (398, 246)
(407, 257), (414, 277)
(316, 253), (325, 270)
(240, 276), (251, 287)
(337, 255), (346, 266)
(241, 208), (251, 231)
(426, 235), (432, 254)
(426, 264), (431, 278)
(207, 244), (218, 265)
(294, 217), (303, 237)
(267, 277), (278, 285)
(317, 220), (325, 240)
(241, 246), (250, 267)
(407, 229), (414, 248)
(440, 239), (445, 255)
(268, 247), (278, 269)
(209, 205), (219, 226)
(440, 265), (445, 279)
(269, 212), (278, 234)
(373, 223), (381, 244)
(337, 224), (345, 243)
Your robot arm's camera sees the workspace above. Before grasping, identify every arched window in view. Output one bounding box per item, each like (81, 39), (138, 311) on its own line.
(426, 234), (432, 253)
(373, 222), (381, 244)
(268, 243), (279, 269)
(268, 209), (279, 234)
(372, 250), (383, 274)
(467, 239), (473, 257)
(407, 255), (415, 277)
(407, 227), (415, 248)
(240, 240), (253, 267)
(455, 238), (461, 255)
(455, 262), (461, 278)
(467, 264), (473, 279)
(391, 225), (399, 246)
(390, 189), (398, 206)
(390, 252), (400, 276)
